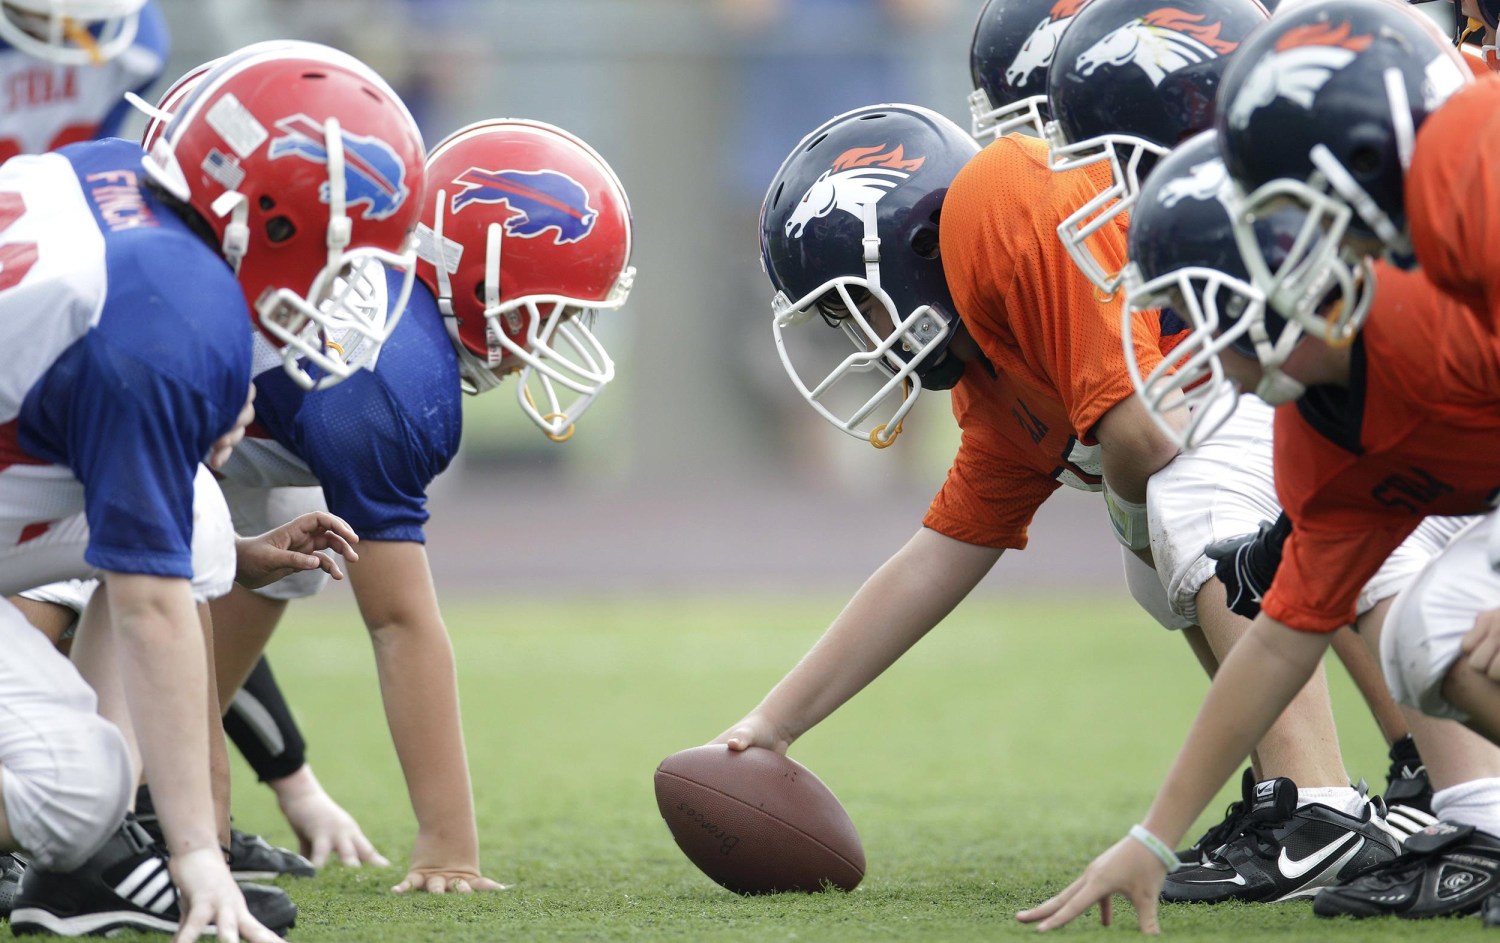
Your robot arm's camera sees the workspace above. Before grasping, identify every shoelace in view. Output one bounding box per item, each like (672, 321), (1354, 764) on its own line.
(1194, 799), (1253, 856)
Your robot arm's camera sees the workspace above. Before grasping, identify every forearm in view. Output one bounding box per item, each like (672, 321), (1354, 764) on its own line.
(752, 527), (1001, 744)
(369, 618), (478, 860)
(107, 574), (220, 856)
(1140, 615), (1334, 844)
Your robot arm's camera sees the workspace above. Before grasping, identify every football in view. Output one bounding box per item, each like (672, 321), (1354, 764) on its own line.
(653, 744), (865, 895)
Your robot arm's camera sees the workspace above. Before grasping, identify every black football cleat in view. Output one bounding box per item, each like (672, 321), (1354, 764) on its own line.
(1382, 735), (1438, 836)
(1314, 821), (1500, 918)
(0, 851), (25, 918)
(1176, 768), (1255, 869)
(228, 828), (315, 881)
(9, 818), (296, 937)
(1162, 777), (1401, 903)
(136, 784), (314, 880)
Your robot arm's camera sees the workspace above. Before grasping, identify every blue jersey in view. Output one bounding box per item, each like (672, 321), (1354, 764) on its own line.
(0, 1), (168, 157)
(225, 275), (463, 543)
(0, 139), (250, 578)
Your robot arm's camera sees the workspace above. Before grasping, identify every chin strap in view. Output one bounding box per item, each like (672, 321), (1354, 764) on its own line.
(210, 191), (250, 272)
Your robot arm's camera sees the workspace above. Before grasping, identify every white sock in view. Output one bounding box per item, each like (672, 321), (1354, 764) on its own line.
(1297, 786), (1365, 817)
(1432, 778), (1500, 836)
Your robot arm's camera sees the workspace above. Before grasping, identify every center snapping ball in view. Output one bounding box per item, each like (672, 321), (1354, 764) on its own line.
(653, 745), (865, 894)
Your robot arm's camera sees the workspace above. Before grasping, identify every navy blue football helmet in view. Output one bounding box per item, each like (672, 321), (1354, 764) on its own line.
(968, 0), (1094, 141)
(1216, 0), (1468, 345)
(1123, 131), (1307, 449)
(760, 104), (979, 448)
(1045, 0), (1267, 294)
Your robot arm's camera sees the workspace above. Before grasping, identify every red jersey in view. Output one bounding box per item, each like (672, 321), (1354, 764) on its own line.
(1407, 76), (1500, 328)
(1263, 264), (1500, 632)
(922, 133), (1182, 548)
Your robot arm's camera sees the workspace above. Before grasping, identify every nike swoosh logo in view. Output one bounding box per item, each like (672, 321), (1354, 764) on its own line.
(1278, 833), (1355, 880)
(1181, 871), (1247, 886)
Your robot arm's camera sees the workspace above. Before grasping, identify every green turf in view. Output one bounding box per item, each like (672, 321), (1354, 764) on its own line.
(161, 592), (1493, 940)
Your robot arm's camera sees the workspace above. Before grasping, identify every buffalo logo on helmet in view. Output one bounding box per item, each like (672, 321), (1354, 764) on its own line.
(1075, 9), (1238, 86)
(1226, 22), (1371, 130)
(449, 168), (598, 245)
(1007, 0), (1092, 88)
(267, 114), (411, 221)
(1156, 156), (1228, 207)
(784, 144), (925, 240)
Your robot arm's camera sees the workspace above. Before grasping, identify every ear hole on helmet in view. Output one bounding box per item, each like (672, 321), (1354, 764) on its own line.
(473, 282), (487, 303)
(266, 216), (296, 244)
(1348, 146), (1381, 177)
(910, 227), (939, 260)
(259, 195), (275, 211)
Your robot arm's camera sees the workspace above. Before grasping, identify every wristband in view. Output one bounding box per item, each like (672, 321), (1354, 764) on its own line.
(1104, 483), (1151, 551)
(1128, 824), (1181, 871)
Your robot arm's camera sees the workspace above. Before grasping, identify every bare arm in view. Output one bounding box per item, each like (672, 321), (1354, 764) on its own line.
(1094, 393), (1180, 504)
(719, 527), (1003, 752)
(106, 572), (279, 942)
(346, 540), (505, 894)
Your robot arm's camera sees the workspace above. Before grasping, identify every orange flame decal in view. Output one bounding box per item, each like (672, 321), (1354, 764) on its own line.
(1273, 20), (1373, 53)
(831, 144), (927, 173)
(1050, 0), (1092, 20)
(1141, 9), (1240, 53)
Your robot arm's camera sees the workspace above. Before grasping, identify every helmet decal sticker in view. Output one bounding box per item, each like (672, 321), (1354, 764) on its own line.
(268, 113), (411, 220)
(1156, 156), (1228, 206)
(1076, 9), (1239, 86)
(1226, 22), (1372, 129)
(448, 168), (598, 245)
(1007, 0), (1092, 88)
(784, 144), (926, 239)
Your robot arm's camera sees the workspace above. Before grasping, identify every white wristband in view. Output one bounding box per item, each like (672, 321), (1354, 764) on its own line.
(1104, 483), (1151, 551)
(1128, 824), (1181, 872)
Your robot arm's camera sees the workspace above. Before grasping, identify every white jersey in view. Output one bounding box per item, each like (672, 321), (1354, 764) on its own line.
(0, 1), (167, 159)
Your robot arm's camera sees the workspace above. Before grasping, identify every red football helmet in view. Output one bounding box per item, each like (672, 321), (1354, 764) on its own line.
(142, 40), (426, 389)
(415, 119), (634, 441)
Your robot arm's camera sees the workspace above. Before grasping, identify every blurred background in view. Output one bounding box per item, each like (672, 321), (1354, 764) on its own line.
(143, 0), (1149, 597)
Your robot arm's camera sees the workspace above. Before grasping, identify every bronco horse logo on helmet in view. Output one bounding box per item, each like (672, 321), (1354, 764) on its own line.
(1156, 156), (1228, 207)
(784, 144), (926, 240)
(1225, 22), (1372, 130)
(1076, 8), (1239, 86)
(1007, 0), (1093, 88)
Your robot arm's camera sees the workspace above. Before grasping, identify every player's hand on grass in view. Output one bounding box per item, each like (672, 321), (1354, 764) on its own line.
(1461, 608), (1500, 681)
(714, 712), (792, 754)
(1015, 835), (1166, 934)
(170, 847), (284, 943)
(272, 763), (388, 868)
(391, 865), (511, 895)
(208, 384), (257, 471)
(235, 512), (360, 589)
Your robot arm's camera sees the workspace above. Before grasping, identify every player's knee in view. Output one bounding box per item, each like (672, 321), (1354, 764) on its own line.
(5, 713), (131, 871)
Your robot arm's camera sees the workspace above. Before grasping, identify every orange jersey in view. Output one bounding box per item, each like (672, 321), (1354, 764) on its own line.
(1407, 76), (1500, 327)
(921, 133), (1181, 548)
(1263, 265), (1500, 633)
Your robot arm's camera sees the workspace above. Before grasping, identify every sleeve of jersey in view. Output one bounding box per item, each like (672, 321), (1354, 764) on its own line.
(296, 379), (435, 543)
(1260, 521), (1416, 633)
(923, 412), (1060, 550)
(55, 337), (215, 578)
(1008, 232), (1160, 441)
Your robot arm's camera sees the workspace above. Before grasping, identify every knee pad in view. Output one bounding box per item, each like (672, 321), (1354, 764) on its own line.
(3, 713), (132, 871)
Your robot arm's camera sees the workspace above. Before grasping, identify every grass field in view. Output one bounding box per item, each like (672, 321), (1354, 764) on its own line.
(169, 592), (1496, 941)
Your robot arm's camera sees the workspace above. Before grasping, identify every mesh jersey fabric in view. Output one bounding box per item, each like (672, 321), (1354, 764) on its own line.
(1264, 264), (1500, 632)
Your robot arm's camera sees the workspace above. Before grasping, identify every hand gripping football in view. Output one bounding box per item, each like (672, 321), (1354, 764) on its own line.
(654, 745), (865, 894)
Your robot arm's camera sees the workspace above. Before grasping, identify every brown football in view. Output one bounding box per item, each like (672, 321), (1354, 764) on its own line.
(654, 744), (865, 895)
